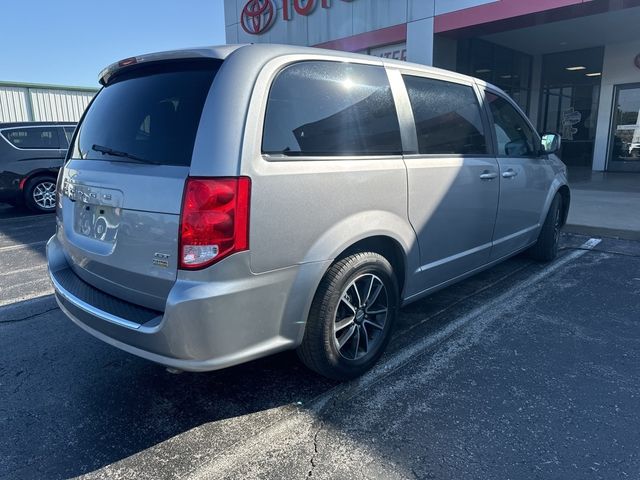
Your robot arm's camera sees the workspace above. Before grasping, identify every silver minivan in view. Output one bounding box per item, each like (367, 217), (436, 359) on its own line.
(47, 44), (569, 380)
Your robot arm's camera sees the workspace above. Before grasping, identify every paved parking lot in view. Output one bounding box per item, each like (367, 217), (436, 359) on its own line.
(1, 204), (639, 479)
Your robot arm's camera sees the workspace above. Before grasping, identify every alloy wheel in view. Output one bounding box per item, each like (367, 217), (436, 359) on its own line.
(333, 273), (389, 361)
(32, 181), (56, 210)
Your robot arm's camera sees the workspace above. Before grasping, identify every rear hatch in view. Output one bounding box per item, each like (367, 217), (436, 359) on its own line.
(57, 58), (221, 311)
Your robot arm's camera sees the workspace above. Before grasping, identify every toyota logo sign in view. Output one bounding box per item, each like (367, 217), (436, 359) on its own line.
(241, 0), (275, 35)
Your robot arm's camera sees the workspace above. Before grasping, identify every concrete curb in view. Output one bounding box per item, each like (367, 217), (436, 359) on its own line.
(564, 224), (640, 241)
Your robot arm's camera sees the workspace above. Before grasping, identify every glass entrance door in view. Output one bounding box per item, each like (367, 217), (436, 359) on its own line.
(540, 47), (604, 168)
(608, 83), (640, 172)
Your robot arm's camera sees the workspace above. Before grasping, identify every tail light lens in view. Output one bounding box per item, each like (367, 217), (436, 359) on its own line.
(179, 177), (251, 270)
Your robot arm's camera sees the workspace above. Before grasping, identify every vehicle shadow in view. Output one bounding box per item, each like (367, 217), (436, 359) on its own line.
(0, 252), (535, 479)
(0, 315), (337, 480)
(0, 203), (50, 220)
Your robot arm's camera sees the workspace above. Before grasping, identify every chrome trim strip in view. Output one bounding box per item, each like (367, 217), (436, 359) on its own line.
(49, 269), (141, 330)
(415, 225), (539, 273)
(404, 239), (537, 304)
(492, 225), (539, 246)
(416, 241), (492, 273)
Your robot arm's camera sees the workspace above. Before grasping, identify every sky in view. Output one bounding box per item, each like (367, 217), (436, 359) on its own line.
(0, 0), (226, 88)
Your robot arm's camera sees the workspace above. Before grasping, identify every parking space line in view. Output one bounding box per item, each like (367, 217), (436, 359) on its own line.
(0, 265), (48, 277)
(0, 241), (47, 252)
(186, 238), (604, 479)
(0, 291), (54, 309)
(315, 238), (603, 408)
(582, 238), (603, 249)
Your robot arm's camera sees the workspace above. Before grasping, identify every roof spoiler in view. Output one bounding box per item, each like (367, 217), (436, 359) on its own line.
(98, 45), (245, 86)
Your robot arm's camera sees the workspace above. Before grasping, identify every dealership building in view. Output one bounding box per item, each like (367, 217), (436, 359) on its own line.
(224, 0), (640, 173)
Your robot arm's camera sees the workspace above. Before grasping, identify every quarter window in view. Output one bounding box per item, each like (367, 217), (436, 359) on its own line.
(2, 127), (60, 149)
(403, 75), (487, 155)
(486, 91), (538, 157)
(263, 61), (403, 156)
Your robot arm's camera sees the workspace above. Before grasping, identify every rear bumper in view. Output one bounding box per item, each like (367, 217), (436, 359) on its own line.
(47, 234), (330, 371)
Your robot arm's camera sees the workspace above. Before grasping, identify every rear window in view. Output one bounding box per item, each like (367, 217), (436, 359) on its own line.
(2, 127), (61, 149)
(72, 59), (221, 166)
(263, 61), (403, 156)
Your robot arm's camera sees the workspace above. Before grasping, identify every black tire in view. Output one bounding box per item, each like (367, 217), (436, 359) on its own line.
(24, 176), (57, 213)
(297, 252), (399, 381)
(529, 194), (562, 262)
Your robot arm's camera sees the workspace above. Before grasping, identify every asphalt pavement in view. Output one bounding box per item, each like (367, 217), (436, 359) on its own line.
(1, 203), (639, 479)
(0, 205), (54, 308)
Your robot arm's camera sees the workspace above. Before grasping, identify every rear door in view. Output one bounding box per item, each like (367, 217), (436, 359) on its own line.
(484, 90), (555, 260)
(58, 59), (221, 310)
(399, 72), (499, 291)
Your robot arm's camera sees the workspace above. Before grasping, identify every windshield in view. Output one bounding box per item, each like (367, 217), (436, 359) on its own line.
(72, 59), (221, 166)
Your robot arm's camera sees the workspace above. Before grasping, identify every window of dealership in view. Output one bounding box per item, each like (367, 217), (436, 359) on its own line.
(225, 0), (640, 173)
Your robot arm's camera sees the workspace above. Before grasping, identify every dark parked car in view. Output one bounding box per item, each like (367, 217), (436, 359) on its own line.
(0, 121), (75, 212)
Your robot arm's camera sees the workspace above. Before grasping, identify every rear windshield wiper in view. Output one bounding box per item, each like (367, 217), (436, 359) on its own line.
(91, 144), (160, 165)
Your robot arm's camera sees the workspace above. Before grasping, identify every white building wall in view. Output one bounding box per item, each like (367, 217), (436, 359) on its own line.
(0, 84), (96, 123)
(0, 86), (30, 123)
(592, 39), (640, 171)
(29, 89), (94, 122)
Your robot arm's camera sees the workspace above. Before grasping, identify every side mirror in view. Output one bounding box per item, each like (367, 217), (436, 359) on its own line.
(541, 133), (561, 155)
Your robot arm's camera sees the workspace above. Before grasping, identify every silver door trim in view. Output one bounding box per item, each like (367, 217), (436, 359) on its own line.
(492, 225), (539, 246)
(415, 224), (540, 274)
(415, 241), (493, 274)
(404, 239), (538, 304)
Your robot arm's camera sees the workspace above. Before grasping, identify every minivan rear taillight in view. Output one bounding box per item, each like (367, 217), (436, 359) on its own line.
(179, 177), (251, 270)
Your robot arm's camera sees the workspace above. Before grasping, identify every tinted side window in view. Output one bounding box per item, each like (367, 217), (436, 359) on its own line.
(2, 127), (60, 149)
(263, 61), (402, 156)
(486, 91), (538, 157)
(403, 75), (487, 155)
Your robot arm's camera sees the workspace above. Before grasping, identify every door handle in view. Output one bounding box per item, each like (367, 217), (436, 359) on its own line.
(479, 171), (498, 180)
(502, 169), (518, 178)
